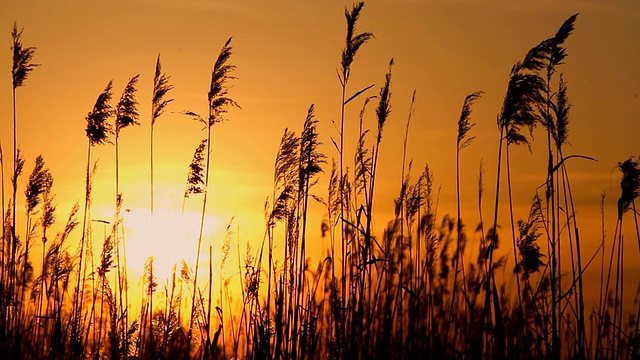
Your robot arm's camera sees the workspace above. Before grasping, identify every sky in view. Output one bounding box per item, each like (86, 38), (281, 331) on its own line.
(1, 0), (639, 305)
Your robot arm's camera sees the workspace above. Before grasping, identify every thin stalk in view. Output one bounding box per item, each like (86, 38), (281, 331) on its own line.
(114, 134), (127, 357)
(150, 123), (154, 217)
(631, 200), (640, 358)
(149, 257), (155, 358)
(1, 140), (4, 282)
(505, 145), (523, 308)
(205, 246), (213, 359)
(485, 124), (504, 357)
(596, 193), (606, 357)
(399, 90), (415, 351)
(188, 124), (212, 352)
(150, 55), (173, 220)
(72, 142), (91, 357)
(560, 158), (586, 356)
(11, 89), (18, 320)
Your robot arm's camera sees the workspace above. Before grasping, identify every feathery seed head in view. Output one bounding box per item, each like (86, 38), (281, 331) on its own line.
(517, 196), (545, 278)
(86, 81), (114, 146)
(152, 54), (174, 124)
(548, 14), (578, 73)
(376, 59), (393, 142)
(116, 74), (140, 134)
(300, 104), (325, 184)
(11, 23), (39, 88)
(617, 156), (640, 219)
(457, 91), (483, 150)
(185, 139), (207, 197)
(98, 235), (114, 277)
(208, 37), (240, 126)
(551, 75), (571, 148)
(25, 155), (51, 214)
(13, 149), (25, 187)
(341, 2), (374, 84)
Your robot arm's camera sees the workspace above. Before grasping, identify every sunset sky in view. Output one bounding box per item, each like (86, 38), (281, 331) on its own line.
(1, 0), (639, 303)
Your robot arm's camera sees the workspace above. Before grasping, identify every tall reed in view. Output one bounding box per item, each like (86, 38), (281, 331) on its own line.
(73, 81), (114, 358)
(7, 25), (38, 349)
(150, 55), (174, 218)
(337, 5), (374, 336)
(114, 74), (140, 357)
(184, 37), (239, 353)
(448, 90), (481, 347)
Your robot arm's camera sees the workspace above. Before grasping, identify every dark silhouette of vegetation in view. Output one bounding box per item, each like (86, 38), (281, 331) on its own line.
(1, 4), (638, 360)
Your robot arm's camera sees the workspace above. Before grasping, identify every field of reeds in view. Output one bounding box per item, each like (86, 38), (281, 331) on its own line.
(1, 2), (639, 359)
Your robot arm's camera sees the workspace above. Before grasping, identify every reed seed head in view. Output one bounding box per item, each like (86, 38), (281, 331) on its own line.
(116, 74), (140, 134)
(86, 81), (114, 146)
(11, 22), (39, 88)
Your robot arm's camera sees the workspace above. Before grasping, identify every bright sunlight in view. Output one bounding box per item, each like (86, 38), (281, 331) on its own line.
(123, 207), (221, 281)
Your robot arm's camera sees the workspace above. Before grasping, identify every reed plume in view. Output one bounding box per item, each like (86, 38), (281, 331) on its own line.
(86, 81), (115, 146)
(11, 23), (39, 89)
(457, 92), (483, 150)
(340, 2), (374, 85)
(516, 196), (545, 278)
(116, 75), (140, 133)
(617, 157), (640, 220)
(9, 26), (38, 337)
(184, 139), (207, 198)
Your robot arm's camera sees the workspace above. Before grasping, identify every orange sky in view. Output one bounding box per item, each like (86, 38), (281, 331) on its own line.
(1, 1), (639, 305)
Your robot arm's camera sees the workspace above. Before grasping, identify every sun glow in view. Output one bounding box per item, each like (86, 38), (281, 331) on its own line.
(121, 207), (222, 282)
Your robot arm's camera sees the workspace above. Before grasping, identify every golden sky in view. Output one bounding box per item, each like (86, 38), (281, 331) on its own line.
(1, 1), (639, 302)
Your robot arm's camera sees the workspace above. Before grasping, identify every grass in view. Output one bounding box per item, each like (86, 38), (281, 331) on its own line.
(1, 3), (639, 360)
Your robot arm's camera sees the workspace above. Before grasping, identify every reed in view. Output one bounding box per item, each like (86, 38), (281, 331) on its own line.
(448, 90), (482, 347)
(73, 81), (114, 358)
(114, 74), (140, 358)
(150, 55), (174, 219)
(184, 37), (239, 354)
(337, 5), (374, 342)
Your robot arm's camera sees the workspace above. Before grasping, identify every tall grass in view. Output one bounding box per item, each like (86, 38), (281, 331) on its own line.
(6, 25), (38, 354)
(150, 55), (174, 218)
(2, 5), (639, 360)
(74, 80), (114, 358)
(183, 37), (239, 354)
(337, 6), (374, 344)
(114, 74), (140, 359)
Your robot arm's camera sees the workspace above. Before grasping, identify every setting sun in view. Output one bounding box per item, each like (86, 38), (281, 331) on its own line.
(122, 207), (222, 281)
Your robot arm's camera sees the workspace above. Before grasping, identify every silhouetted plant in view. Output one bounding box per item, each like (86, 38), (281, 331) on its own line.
(20, 155), (51, 331)
(516, 196), (545, 278)
(7, 25), (38, 347)
(184, 139), (207, 199)
(114, 74), (140, 347)
(151, 55), (174, 217)
(10, 23), (38, 249)
(185, 37), (239, 353)
(448, 90), (481, 348)
(73, 81), (114, 359)
(337, 4), (374, 336)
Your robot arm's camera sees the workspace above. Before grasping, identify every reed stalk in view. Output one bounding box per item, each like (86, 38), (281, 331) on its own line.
(185, 37), (239, 353)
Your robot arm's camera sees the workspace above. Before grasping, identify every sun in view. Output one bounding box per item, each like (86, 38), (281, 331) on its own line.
(121, 206), (222, 282)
